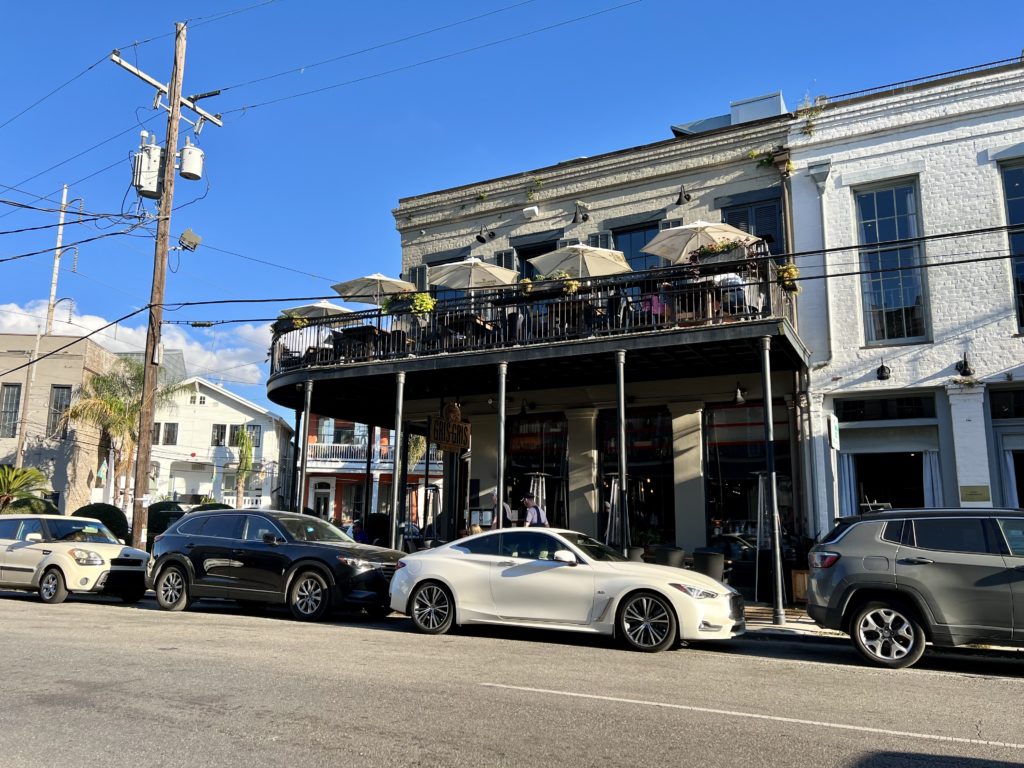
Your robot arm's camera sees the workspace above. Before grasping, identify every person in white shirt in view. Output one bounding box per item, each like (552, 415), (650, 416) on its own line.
(522, 493), (549, 527)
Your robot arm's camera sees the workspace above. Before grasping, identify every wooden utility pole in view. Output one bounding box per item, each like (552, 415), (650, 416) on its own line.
(130, 23), (187, 549)
(44, 185), (70, 335)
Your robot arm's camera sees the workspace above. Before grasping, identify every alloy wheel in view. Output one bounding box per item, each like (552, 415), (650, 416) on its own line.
(160, 570), (184, 605)
(413, 585), (450, 630)
(294, 577), (324, 616)
(622, 595), (672, 649)
(40, 572), (59, 601)
(856, 607), (917, 662)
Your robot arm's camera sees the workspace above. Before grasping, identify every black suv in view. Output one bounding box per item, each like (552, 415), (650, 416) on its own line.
(148, 510), (403, 621)
(808, 509), (1024, 668)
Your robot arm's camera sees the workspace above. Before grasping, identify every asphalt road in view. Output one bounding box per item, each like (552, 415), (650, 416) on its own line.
(0, 592), (1022, 768)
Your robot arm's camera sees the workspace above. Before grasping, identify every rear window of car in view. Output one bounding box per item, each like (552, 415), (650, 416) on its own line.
(996, 518), (1024, 556)
(175, 516), (206, 535)
(820, 519), (855, 544)
(200, 514), (244, 539)
(911, 518), (993, 554)
(881, 520), (905, 544)
(453, 533), (500, 556)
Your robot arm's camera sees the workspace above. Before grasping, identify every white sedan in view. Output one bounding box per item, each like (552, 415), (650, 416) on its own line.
(389, 528), (744, 652)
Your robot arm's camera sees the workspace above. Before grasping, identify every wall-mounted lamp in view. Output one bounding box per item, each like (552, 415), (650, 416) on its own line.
(571, 201), (590, 224)
(733, 383), (747, 405)
(674, 185), (692, 205)
(474, 227), (496, 244)
(876, 360), (891, 381)
(955, 352), (975, 377)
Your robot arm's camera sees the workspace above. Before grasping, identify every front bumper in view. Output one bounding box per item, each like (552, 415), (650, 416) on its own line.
(681, 592), (745, 640)
(333, 562), (396, 608)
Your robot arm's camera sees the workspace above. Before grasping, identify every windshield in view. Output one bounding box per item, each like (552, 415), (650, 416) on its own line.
(47, 519), (119, 544)
(559, 532), (627, 562)
(277, 516), (354, 543)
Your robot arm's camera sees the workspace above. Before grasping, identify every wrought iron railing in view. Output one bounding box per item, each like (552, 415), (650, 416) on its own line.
(306, 442), (444, 465)
(270, 258), (796, 376)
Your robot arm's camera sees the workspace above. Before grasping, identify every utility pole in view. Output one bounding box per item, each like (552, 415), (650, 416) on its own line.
(130, 23), (186, 549)
(44, 185), (70, 335)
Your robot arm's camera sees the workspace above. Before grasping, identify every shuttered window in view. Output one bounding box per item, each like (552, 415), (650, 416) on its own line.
(492, 249), (518, 271)
(0, 383), (21, 438)
(47, 385), (72, 439)
(587, 231), (614, 250)
(722, 200), (784, 255)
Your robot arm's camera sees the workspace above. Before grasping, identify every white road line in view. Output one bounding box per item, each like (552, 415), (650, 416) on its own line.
(481, 684), (1024, 751)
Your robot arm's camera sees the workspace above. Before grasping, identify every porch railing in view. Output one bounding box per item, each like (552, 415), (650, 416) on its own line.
(270, 258), (796, 375)
(306, 442), (444, 465)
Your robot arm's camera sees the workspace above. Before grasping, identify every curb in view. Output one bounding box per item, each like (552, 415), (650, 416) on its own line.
(743, 628), (847, 645)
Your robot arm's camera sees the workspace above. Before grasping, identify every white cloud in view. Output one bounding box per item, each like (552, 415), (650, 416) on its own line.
(0, 300), (268, 385)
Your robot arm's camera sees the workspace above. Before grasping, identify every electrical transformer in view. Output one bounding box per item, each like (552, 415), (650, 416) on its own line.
(132, 130), (163, 199)
(179, 136), (204, 181)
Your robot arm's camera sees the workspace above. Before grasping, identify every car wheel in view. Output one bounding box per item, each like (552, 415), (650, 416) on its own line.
(850, 600), (926, 669)
(39, 568), (68, 605)
(119, 584), (147, 604)
(155, 566), (191, 612)
(289, 570), (330, 621)
(617, 591), (677, 652)
(409, 581), (454, 635)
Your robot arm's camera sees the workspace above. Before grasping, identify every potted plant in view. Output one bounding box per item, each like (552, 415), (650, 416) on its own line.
(777, 262), (800, 293)
(689, 239), (745, 261)
(409, 292), (437, 316)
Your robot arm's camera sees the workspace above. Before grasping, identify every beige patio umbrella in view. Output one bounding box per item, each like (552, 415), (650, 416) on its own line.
(526, 244), (631, 278)
(331, 273), (416, 304)
(640, 220), (760, 265)
(279, 300), (352, 318)
(428, 257), (519, 289)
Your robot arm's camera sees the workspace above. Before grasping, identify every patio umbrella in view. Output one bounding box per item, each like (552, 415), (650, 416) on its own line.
(279, 300), (351, 318)
(331, 273), (416, 304)
(428, 257), (519, 289)
(526, 244), (631, 278)
(640, 220), (760, 265)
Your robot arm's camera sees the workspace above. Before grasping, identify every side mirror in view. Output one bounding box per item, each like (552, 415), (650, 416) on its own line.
(25, 532), (43, 543)
(553, 550), (577, 566)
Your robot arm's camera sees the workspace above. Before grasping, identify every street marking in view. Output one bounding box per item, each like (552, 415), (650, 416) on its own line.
(481, 684), (1024, 751)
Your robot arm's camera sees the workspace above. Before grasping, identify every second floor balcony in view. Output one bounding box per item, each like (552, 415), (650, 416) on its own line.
(306, 441), (444, 467)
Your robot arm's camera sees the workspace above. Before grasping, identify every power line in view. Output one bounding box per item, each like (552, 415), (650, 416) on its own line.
(112, 0), (285, 52)
(222, 1), (644, 114)
(0, 215), (120, 236)
(199, 241), (339, 282)
(218, 0), (538, 93)
(0, 223), (150, 265)
(0, 54), (108, 131)
(0, 196), (141, 219)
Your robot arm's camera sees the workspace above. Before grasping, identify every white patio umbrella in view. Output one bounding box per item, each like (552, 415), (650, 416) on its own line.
(526, 244), (631, 278)
(279, 300), (352, 318)
(428, 257), (519, 289)
(640, 220), (760, 265)
(331, 273), (416, 304)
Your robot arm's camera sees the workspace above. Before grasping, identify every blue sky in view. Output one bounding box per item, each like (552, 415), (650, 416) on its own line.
(2, 0), (1023, 416)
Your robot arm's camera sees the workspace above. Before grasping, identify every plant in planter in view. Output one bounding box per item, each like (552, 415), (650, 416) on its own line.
(409, 292), (437, 316)
(547, 270), (581, 295)
(777, 262), (800, 293)
(689, 240), (744, 261)
(519, 277), (534, 295)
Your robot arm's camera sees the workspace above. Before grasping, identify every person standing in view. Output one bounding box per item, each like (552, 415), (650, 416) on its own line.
(522, 492), (549, 527)
(492, 491), (513, 529)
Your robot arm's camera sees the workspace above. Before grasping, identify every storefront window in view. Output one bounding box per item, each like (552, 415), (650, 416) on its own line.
(505, 413), (568, 527)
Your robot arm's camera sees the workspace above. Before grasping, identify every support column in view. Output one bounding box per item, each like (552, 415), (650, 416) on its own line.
(290, 406), (302, 511)
(666, 401), (705, 552)
(389, 372), (406, 548)
(614, 350), (629, 554)
(363, 425), (375, 524)
(760, 337), (785, 625)
(296, 380), (313, 512)
(371, 471), (382, 514)
(946, 383), (994, 507)
(496, 361), (507, 528)
(565, 408), (599, 536)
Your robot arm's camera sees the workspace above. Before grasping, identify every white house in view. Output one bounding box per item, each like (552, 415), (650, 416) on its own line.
(790, 61), (1024, 535)
(149, 377), (293, 508)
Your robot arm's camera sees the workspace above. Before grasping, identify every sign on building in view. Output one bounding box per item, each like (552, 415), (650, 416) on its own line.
(430, 402), (470, 452)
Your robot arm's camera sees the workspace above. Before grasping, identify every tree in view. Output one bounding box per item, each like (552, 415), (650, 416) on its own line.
(234, 425), (254, 509)
(72, 502), (130, 541)
(0, 465), (51, 513)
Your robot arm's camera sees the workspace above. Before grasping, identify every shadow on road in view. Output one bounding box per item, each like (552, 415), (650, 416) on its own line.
(846, 752), (1024, 767)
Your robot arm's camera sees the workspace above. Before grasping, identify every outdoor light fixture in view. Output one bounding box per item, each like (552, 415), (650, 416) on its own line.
(571, 201), (590, 224)
(474, 227), (495, 244)
(178, 228), (202, 251)
(733, 384), (747, 406)
(876, 360), (891, 381)
(955, 352), (975, 377)
(674, 185), (692, 205)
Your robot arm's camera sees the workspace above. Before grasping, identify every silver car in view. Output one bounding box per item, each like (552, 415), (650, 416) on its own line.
(807, 509), (1024, 668)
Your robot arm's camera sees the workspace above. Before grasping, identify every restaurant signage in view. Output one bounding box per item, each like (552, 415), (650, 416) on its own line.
(431, 402), (470, 452)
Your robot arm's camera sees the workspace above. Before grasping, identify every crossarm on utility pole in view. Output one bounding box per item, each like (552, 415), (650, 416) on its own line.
(110, 52), (223, 129)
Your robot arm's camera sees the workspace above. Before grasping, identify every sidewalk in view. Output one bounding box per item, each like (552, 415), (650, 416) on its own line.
(742, 603), (846, 642)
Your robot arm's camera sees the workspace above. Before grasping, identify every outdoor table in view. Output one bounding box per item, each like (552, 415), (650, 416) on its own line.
(338, 325), (387, 360)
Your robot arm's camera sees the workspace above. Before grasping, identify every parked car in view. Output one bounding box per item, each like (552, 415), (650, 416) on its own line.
(390, 527), (744, 652)
(148, 509), (403, 621)
(0, 515), (148, 604)
(807, 509), (1024, 668)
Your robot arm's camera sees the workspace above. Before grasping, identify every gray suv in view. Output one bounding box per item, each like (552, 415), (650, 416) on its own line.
(807, 509), (1024, 668)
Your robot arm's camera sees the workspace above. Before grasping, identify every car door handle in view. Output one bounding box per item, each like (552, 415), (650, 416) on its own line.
(899, 557), (934, 565)
(496, 560), (516, 566)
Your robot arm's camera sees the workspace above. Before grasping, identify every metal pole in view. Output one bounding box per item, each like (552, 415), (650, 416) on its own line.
(363, 425), (374, 524)
(45, 185), (69, 335)
(297, 380), (313, 512)
(615, 350), (629, 555)
(496, 361), (507, 528)
(290, 406), (302, 511)
(131, 23), (186, 549)
(422, 417), (431, 533)
(760, 336), (786, 625)
(389, 372), (406, 549)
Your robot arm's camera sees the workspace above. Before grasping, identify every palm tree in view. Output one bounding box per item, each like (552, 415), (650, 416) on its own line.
(0, 465), (51, 513)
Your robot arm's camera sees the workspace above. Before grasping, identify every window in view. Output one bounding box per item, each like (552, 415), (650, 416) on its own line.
(163, 423), (178, 446)
(835, 395), (936, 422)
(455, 533), (500, 556)
(47, 385), (72, 438)
(189, 393), (197, 404)
(610, 224), (663, 272)
(912, 518), (991, 554)
(176, 516), (207, 535)
(16, 518), (43, 541)
(0, 519), (20, 539)
(996, 518), (1024, 556)
(1002, 164), (1024, 325)
(153, 422), (161, 445)
(211, 423), (226, 446)
(200, 395), (206, 405)
(856, 182), (927, 343)
(499, 530), (560, 560)
(881, 520), (905, 544)
(246, 424), (262, 448)
(318, 417), (335, 444)
(723, 199), (784, 255)
(244, 515), (283, 541)
(1, 383), (21, 438)
(201, 514), (243, 539)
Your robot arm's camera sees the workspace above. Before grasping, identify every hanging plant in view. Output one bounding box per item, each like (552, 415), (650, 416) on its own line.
(777, 262), (800, 293)
(519, 277), (534, 295)
(409, 292), (437, 316)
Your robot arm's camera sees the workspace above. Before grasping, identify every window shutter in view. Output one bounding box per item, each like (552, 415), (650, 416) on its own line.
(492, 248), (518, 271)
(556, 237), (580, 248)
(752, 201), (783, 254)
(660, 218), (682, 231)
(409, 264), (428, 291)
(588, 231), (614, 249)
(723, 206), (750, 232)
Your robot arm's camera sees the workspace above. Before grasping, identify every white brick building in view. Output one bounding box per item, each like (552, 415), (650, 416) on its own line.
(790, 62), (1024, 535)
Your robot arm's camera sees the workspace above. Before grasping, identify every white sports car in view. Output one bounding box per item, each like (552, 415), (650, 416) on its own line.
(389, 528), (744, 652)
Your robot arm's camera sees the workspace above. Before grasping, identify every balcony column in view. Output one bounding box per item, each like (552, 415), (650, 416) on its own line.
(296, 380), (313, 512)
(760, 336), (786, 626)
(362, 426), (374, 524)
(290, 405), (302, 512)
(496, 361), (507, 528)
(389, 372), (406, 549)
(614, 349), (629, 554)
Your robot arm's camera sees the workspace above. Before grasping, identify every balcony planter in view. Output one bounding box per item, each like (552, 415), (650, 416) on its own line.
(776, 262), (800, 294)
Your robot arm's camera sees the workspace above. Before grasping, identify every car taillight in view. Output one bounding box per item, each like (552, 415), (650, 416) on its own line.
(809, 551), (840, 569)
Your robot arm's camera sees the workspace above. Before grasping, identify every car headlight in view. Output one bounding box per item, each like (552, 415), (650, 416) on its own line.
(670, 582), (718, 599)
(69, 548), (104, 566)
(337, 556), (373, 570)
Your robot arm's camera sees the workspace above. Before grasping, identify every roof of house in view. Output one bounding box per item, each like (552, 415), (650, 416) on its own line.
(178, 376), (293, 434)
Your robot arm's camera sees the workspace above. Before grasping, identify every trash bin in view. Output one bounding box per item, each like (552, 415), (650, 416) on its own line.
(692, 550), (725, 582)
(627, 546), (646, 562)
(655, 546), (686, 568)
